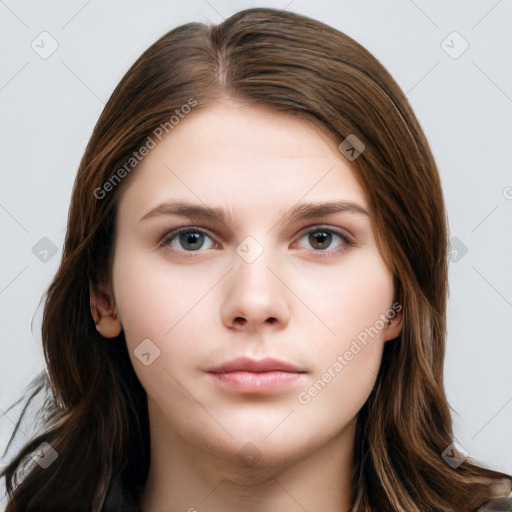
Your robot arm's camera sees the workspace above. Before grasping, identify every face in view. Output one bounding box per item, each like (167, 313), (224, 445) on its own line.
(109, 99), (402, 470)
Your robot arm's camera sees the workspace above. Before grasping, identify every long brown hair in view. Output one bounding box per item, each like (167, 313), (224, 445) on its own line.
(2, 8), (510, 511)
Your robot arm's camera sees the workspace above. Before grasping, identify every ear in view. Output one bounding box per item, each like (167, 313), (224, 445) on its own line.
(382, 309), (403, 342)
(89, 279), (122, 339)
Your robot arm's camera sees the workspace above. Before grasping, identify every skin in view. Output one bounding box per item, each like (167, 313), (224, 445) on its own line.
(92, 98), (402, 512)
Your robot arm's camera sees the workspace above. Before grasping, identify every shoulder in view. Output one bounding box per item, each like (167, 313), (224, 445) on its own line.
(475, 495), (512, 511)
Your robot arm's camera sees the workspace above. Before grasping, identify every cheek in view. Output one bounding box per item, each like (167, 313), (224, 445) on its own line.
(295, 251), (394, 407)
(112, 255), (169, 345)
(111, 246), (217, 386)
(112, 245), (207, 344)
(301, 250), (395, 352)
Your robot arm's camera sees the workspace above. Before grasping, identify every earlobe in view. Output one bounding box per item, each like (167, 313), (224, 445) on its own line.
(95, 312), (122, 338)
(89, 280), (122, 339)
(383, 312), (403, 342)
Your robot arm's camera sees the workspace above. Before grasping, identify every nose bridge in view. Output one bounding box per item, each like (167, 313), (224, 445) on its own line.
(235, 238), (279, 305)
(221, 235), (290, 330)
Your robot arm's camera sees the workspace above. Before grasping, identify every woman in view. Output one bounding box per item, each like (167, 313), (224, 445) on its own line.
(1, 7), (511, 512)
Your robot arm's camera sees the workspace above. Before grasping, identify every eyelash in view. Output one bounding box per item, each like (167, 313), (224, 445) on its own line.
(158, 225), (355, 257)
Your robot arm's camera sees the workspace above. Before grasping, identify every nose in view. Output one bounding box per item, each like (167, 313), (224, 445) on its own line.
(220, 249), (291, 332)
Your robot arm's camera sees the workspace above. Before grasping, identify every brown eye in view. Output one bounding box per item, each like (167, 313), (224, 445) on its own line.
(308, 230), (332, 250)
(296, 227), (353, 253)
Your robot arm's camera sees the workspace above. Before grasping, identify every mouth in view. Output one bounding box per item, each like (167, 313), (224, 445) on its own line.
(207, 356), (308, 394)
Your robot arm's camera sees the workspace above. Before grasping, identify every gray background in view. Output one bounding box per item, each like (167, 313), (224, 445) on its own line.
(1, 0), (511, 506)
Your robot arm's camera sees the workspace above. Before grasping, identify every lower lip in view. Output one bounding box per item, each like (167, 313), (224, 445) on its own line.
(208, 371), (303, 393)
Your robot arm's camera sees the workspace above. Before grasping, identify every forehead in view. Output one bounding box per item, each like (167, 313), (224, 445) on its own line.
(116, 100), (368, 222)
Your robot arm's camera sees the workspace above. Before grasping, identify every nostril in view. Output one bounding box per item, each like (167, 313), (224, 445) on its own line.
(234, 317), (246, 326)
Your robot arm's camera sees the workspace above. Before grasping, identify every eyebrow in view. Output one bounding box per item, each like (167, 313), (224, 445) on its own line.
(139, 199), (370, 224)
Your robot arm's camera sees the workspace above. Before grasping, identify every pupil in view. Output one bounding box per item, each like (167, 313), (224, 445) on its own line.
(310, 231), (331, 249)
(180, 232), (203, 250)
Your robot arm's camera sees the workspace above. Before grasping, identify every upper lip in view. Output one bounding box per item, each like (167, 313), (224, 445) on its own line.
(208, 357), (307, 374)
